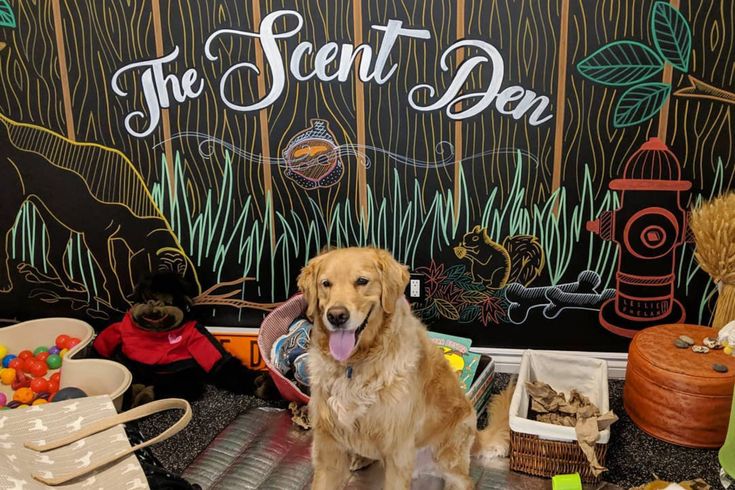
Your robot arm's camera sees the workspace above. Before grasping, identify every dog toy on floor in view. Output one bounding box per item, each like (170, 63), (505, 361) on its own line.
(93, 272), (269, 401)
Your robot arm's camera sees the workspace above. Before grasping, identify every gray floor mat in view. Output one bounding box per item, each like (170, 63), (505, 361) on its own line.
(182, 407), (619, 490)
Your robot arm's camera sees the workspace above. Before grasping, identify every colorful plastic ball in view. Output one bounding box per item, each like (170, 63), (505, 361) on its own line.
(48, 380), (59, 393)
(59, 349), (69, 359)
(46, 354), (62, 370)
(726, 346), (733, 356)
(35, 352), (50, 362)
(33, 346), (49, 356)
(32, 399), (48, 406)
(0, 344), (7, 359)
(0, 392), (6, 406)
(30, 377), (49, 393)
(13, 387), (34, 404)
(7, 358), (21, 370)
(2, 354), (16, 368)
(29, 361), (48, 378)
(0, 406), (9, 410)
(50, 387), (87, 402)
(18, 350), (33, 360)
(55, 335), (70, 349)
(17, 404), (29, 409)
(48, 346), (60, 355)
(0, 368), (16, 385)
(21, 358), (35, 372)
(50, 372), (61, 384)
(66, 338), (81, 350)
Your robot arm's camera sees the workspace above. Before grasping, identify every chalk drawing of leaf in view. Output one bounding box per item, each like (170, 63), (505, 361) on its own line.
(461, 290), (489, 304)
(651, 1), (691, 72)
(0, 0), (15, 28)
(577, 41), (663, 86)
(435, 298), (460, 321)
(613, 82), (671, 128)
(460, 305), (481, 323)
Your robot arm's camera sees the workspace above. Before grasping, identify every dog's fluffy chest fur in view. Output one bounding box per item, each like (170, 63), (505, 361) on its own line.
(308, 304), (427, 457)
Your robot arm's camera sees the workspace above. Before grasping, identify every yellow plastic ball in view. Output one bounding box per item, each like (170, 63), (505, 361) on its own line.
(0, 368), (16, 385)
(725, 346), (733, 356)
(60, 348), (69, 358)
(17, 404), (29, 409)
(0, 344), (7, 359)
(32, 399), (47, 406)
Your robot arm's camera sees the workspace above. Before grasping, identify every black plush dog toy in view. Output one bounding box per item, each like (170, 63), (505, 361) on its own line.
(94, 272), (274, 402)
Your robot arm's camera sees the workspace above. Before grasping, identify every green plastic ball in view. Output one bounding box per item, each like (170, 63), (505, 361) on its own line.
(33, 346), (49, 356)
(46, 354), (62, 370)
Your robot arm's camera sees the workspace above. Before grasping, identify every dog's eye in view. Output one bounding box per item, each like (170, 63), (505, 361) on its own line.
(321, 279), (331, 288)
(355, 277), (369, 286)
(472, 235), (479, 241)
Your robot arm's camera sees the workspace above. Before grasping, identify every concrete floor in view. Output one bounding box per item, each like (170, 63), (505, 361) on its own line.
(182, 407), (622, 490)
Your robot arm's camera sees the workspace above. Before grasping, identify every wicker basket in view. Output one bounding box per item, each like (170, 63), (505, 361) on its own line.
(508, 350), (610, 483)
(509, 431), (608, 482)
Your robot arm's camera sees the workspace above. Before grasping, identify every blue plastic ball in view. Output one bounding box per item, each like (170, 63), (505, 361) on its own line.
(2, 354), (16, 368)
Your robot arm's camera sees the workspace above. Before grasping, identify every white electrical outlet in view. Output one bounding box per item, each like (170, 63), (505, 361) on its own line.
(409, 278), (421, 298)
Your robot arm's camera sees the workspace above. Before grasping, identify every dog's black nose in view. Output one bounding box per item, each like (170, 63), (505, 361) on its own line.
(327, 307), (350, 327)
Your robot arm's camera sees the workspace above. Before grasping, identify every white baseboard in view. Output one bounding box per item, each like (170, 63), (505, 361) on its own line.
(472, 348), (628, 379)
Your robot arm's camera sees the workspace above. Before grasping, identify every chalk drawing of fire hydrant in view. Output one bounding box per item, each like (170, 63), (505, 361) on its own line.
(586, 137), (691, 338)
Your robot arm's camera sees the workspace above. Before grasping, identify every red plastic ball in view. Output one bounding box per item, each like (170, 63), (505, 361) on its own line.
(35, 352), (50, 362)
(21, 358), (35, 372)
(50, 373), (61, 384)
(55, 335), (70, 349)
(18, 350), (33, 360)
(48, 380), (59, 393)
(28, 361), (47, 378)
(65, 338), (81, 350)
(7, 358), (21, 370)
(30, 377), (49, 394)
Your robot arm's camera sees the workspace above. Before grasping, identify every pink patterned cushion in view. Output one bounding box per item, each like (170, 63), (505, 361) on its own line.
(258, 294), (310, 404)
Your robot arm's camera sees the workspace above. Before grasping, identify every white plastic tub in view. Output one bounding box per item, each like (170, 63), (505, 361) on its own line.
(0, 317), (131, 410)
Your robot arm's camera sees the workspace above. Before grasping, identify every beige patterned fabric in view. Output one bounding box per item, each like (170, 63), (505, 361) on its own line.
(0, 395), (147, 489)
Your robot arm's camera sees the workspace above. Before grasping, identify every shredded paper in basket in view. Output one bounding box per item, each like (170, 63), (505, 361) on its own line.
(526, 381), (618, 476)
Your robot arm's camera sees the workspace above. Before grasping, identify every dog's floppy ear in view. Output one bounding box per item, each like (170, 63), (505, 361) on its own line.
(375, 249), (410, 314)
(297, 254), (324, 322)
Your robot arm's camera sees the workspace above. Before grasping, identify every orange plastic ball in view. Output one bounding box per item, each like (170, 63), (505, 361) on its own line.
(0, 368), (16, 385)
(13, 387), (34, 404)
(30, 377), (49, 393)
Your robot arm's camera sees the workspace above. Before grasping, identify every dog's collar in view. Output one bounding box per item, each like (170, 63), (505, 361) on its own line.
(346, 306), (373, 379)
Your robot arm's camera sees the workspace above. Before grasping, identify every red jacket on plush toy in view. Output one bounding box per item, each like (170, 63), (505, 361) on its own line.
(93, 272), (263, 401)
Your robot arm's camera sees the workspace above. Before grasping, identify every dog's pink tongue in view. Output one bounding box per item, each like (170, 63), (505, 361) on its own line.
(329, 330), (356, 361)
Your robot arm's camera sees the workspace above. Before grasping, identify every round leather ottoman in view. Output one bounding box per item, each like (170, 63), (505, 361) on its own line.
(624, 324), (735, 448)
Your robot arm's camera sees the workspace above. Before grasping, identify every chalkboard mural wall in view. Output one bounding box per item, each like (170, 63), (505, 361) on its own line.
(0, 0), (732, 352)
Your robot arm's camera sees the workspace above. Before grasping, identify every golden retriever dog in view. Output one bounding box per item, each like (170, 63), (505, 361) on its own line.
(298, 247), (513, 490)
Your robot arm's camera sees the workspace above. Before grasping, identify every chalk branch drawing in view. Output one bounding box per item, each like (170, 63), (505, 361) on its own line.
(587, 138), (691, 338)
(577, 1), (735, 128)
